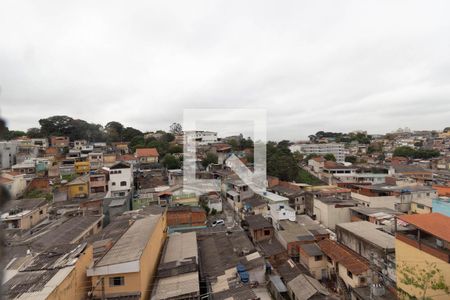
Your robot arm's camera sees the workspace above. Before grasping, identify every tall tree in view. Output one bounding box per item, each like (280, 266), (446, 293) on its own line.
(105, 121), (124, 142)
(169, 122), (183, 135)
(26, 127), (44, 138)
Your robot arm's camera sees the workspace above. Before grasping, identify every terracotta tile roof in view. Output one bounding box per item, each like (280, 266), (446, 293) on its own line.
(318, 239), (369, 275)
(398, 213), (450, 242)
(118, 154), (136, 161)
(135, 148), (159, 157)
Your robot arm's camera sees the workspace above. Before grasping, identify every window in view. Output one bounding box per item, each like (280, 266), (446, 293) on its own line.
(360, 277), (366, 284)
(120, 181), (127, 186)
(347, 270), (353, 279)
(315, 255), (322, 261)
(78, 186), (84, 191)
(112, 182), (116, 186)
(264, 229), (271, 236)
(109, 276), (125, 286)
(416, 204), (425, 209)
(39, 210), (43, 215)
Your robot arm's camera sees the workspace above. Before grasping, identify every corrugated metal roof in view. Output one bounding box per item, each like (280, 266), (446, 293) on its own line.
(96, 215), (160, 267)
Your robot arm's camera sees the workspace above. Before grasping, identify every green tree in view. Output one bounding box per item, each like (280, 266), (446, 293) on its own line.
(105, 121), (125, 142)
(394, 146), (416, 158)
(161, 132), (175, 143)
(324, 153), (336, 161)
(26, 127), (44, 138)
(168, 144), (183, 153)
(266, 141), (299, 181)
(162, 154), (181, 169)
(1, 129), (26, 140)
(240, 137), (254, 149)
(169, 122), (182, 135)
(398, 262), (449, 300)
(202, 153), (218, 168)
(122, 127), (143, 142)
(345, 155), (357, 164)
(297, 169), (323, 185)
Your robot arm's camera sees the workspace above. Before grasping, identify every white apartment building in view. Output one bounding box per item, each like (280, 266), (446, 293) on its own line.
(290, 143), (345, 163)
(105, 161), (133, 198)
(184, 131), (218, 145)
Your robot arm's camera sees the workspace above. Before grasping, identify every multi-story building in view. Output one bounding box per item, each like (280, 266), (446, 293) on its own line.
(351, 184), (437, 212)
(88, 214), (166, 300)
(290, 143), (345, 163)
(106, 161), (133, 198)
(50, 136), (70, 148)
(395, 213), (450, 300)
(184, 130), (218, 145)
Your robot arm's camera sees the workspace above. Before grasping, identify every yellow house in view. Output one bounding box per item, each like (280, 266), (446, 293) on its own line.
(67, 175), (89, 199)
(74, 161), (90, 174)
(88, 213), (166, 299)
(299, 243), (327, 280)
(396, 213), (450, 300)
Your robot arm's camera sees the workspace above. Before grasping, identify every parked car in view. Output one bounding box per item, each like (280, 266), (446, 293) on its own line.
(212, 219), (225, 227)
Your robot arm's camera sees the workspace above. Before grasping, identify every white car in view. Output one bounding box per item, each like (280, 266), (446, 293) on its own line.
(212, 219), (225, 227)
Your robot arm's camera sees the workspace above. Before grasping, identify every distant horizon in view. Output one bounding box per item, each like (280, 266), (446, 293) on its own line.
(1, 114), (447, 142)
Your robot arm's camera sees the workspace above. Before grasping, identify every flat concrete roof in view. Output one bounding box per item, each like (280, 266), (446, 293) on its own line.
(337, 221), (395, 250)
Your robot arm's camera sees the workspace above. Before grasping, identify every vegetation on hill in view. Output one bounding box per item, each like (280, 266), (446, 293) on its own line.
(393, 146), (440, 159)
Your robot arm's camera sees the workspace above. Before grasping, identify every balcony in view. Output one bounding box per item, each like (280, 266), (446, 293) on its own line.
(396, 231), (450, 263)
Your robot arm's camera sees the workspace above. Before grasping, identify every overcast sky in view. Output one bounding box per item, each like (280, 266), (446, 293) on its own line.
(1, 1), (449, 140)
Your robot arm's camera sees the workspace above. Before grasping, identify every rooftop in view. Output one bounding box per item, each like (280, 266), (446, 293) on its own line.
(198, 231), (261, 279)
(66, 175), (89, 186)
(31, 215), (103, 251)
(318, 239), (369, 275)
(300, 243), (323, 257)
(245, 214), (272, 230)
(278, 220), (315, 243)
(398, 213), (450, 242)
(316, 196), (358, 206)
(96, 214), (161, 267)
(135, 148), (159, 157)
(350, 206), (402, 217)
(287, 273), (330, 300)
(1, 198), (47, 213)
(257, 238), (286, 257)
(153, 232), (199, 300)
(163, 232), (198, 263)
(337, 221), (395, 250)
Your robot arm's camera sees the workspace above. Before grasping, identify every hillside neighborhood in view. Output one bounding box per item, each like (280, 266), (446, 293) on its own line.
(1, 120), (450, 300)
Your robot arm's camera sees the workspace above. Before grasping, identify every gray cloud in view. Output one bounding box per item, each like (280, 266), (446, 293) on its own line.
(1, 0), (449, 140)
